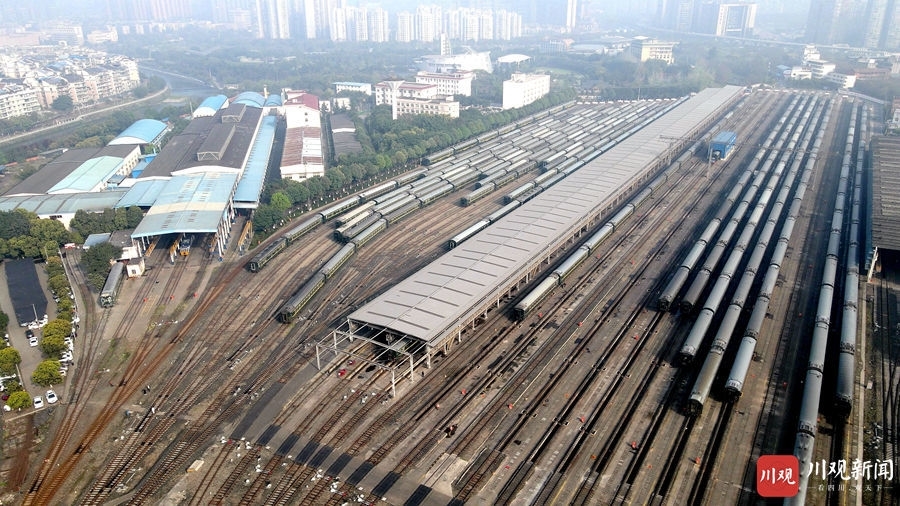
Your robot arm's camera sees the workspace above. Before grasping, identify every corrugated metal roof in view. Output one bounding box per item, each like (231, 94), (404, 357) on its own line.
(871, 135), (900, 252)
(349, 86), (743, 346)
(115, 178), (169, 208)
(281, 127), (322, 167)
(47, 156), (124, 193)
(6, 145), (136, 196)
(0, 191), (127, 214)
(108, 119), (168, 145)
(131, 172), (238, 238)
(234, 91), (265, 108)
(234, 115), (276, 207)
(140, 106), (262, 178)
(194, 94), (228, 118)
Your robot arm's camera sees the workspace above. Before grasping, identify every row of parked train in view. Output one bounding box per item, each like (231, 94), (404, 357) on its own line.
(789, 102), (866, 504)
(510, 140), (699, 319)
(678, 94), (825, 417)
(246, 169), (428, 272)
(258, 98), (683, 324)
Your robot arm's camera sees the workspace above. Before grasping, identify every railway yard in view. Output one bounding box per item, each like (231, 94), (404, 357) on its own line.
(5, 87), (898, 505)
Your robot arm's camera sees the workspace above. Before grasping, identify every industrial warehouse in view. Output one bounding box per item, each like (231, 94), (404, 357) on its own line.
(0, 91), (287, 263)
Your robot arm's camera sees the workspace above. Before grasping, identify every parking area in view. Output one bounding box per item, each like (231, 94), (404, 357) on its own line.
(0, 261), (69, 413)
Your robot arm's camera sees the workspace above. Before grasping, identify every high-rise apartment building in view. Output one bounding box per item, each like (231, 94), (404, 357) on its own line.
(368, 8), (389, 43)
(695, 2), (757, 37)
(396, 11), (413, 42)
(805, 0), (843, 45)
(863, 0), (900, 50)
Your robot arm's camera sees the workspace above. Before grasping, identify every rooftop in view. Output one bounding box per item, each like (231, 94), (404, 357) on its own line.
(871, 135), (900, 252)
(131, 172), (239, 238)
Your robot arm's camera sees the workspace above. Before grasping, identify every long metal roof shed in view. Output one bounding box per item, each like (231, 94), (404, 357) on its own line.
(347, 85), (744, 348)
(233, 114), (276, 209)
(870, 135), (900, 253)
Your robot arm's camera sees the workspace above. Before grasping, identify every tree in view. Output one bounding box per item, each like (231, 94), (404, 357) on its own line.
(32, 360), (63, 387)
(42, 318), (70, 342)
(51, 95), (75, 113)
(125, 206), (144, 227)
(80, 242), (122, 291)
(0, 347), (21, 376)
(270, 191), (291, 211)
(40, 333), (67, 358)
(0, 210), (32, 240)
(6, 391), (31, 410)
(49, 274), (71, 298)
(47, 257), (67, 278)
(252, 204), (283, 234)
(0, 310), (8, 334)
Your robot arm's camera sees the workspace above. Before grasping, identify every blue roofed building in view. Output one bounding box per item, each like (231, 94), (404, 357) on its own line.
(108, 118), (169, 149)
(233, 115), (276, 209)
(130, 172), (239, 256)
(0, 90), (275, 259)
(233, 91), (265, 108)
(193, 94), (228, 118)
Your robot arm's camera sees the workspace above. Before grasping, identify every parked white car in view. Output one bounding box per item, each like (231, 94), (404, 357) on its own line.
(45, 390), (58, 404)
(33, 396), (43, 409)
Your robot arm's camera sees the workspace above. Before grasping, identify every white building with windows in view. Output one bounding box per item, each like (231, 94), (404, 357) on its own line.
(394, 96), (459, 118)
(502, 73), (550, 110)
(414, 71), (474, 97)
(374, 81), (439, 105)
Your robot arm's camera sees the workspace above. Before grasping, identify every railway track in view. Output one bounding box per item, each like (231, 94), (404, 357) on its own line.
(286, 104), (762, 505)
(202, 92), (772, 506)
(22, 252), (194, 504)
(23, 93), (853, 505)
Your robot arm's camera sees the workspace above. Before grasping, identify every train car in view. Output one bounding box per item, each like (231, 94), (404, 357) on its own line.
(99, 262), (125, 308)
(177, 235), (193, 256)
(284, 215), (324, 243)
(709, 131), (738, 161)
(319, 197), (362, 222)
(417, 183), (454, 206)
(462, 183), (495, 206)
(277, 273), (326, 323)
(352, 218), (387, 248)
(335, 211), (373, 241)
(453, 138), (479, 154)
(321, 243), (356, 279)
(386, 200), (422, 224)
(486, 201), (521, 223)
(377, 194), (417, 216)
(445, 168), (479, 188)
(247, 238), (287, 272)
(395, 169), (428, 186)
(338, 213), (381, 242)
(358, 182), (398, 202)
(448, 219), (490, 248)
(513, 277), (558, 320)
(505, 182), (535, 204)
(334, 201), (375, 227)
(422, 147), (454, 166)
